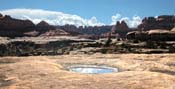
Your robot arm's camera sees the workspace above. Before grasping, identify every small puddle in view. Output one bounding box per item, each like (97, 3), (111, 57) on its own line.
(68, 65), (118, 74)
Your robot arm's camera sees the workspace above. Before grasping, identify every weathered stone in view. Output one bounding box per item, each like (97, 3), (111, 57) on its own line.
(127, 29), (175, 41)
(171, 27), (175, 32)
(138, 15), (175, 30)
(111, 21), (130, 38)
(148, 29), (175, 41)
(126, 31), (148, 41)
(0, 14), (36, 37)
(0, 13), (3, 18)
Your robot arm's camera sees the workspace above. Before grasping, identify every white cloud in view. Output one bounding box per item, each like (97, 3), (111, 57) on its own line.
(111, 13), (142, 28)
(0, 9), (142, 28)
(0, 8), (104, 27)
(111, 13), (121, 24)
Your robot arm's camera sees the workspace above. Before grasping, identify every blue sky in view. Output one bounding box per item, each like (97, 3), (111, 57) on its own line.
(0, 0), (175, 27)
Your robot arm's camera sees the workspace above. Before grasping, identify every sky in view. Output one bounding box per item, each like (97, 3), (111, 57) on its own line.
(0, 0), (175, 27)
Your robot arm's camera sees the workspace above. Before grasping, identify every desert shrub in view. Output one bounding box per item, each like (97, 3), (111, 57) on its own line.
(146, 41), (157, 48)
(100, 48), (108, 54)
(120, 42), (129, 48)
(104, 37), (112, 47)
(133, 40), (139, 43)
(169, 45), (175, 53)
(158, 42), (167, 49)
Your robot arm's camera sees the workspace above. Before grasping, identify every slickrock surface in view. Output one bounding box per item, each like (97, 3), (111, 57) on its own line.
(0, 54), (175, 89)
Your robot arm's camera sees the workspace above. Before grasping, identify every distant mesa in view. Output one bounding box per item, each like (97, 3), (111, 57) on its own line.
(0, 14), (36, 37)
(4, 15), (12, 19)
(36, 20), (55, 32)
(138, 15), (175, 31)
(124, 15), (175, 41)
(0, 13), (73, 37)
(0, 13), (174, 39)
(37, 21), (50, 27)
(56, 24), (112, 37)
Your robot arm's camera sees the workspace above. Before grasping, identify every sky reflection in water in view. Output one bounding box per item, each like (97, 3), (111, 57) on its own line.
(69, 65), (118, 74)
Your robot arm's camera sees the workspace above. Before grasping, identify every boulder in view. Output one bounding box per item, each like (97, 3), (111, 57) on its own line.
(126, 31), (148, 41)
(171, 27), (175, 32)
(148, 29), (175, 41)
(126, 31), (138, 40)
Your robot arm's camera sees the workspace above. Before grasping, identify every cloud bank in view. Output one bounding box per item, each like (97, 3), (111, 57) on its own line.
(111, 13), (142, 28)
(0, 9), (142, 28)
(0, 8), (104, 27)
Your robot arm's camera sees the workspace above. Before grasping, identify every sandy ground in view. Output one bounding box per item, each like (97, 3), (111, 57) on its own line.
(0, 54), (175, 89)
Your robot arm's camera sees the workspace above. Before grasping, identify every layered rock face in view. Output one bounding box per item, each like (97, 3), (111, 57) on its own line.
(36, 21), (59, 36)
(0, 15), (36, 37)
(127, 29), (175, 41)
(0, 13), (174, 39)
(39, 29), (70, 36)
(36, 21), (55, 32)
(57, 25), (112, 36)
(0, 13), (111, 38)
(56, 25), (82, 36)
(111, 21), (133, 38)
(138, 15), (175, 31)
(0, 14), (69, 37)
(127, 15), (175, 41)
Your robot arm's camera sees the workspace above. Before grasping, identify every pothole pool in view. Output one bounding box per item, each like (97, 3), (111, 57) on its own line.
(67, 65), (118, 74)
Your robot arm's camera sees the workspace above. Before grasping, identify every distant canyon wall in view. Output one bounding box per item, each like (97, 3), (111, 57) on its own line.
(0, 13), (174, 38)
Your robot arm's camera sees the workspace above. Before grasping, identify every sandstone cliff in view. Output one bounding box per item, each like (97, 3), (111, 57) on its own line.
(127, 29), (175, 41)
(0, 14), (70, 37)
(138, 15), (175, 31)
(0, 14), (36, 37)
(111, 21), (133, 38)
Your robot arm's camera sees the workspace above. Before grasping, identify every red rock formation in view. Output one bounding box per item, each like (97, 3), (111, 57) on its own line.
(111, 21), (130, 38)
(36, 21), (55, 32)
(0, 14), (36, 37)
(126, 29), (175, 41)
(0, 13), (79, 37)
(0, 15), (35, 32)
(112, 21), (129, 32)
(0, 13), (3, 18)
(57, 25), (112, 36)
(24, 31), (39, 37)
(39, 29), (70, 36)
(37, 21), (50, 27)
(138, 15), (175, 31)
(148, 29), (175, 41)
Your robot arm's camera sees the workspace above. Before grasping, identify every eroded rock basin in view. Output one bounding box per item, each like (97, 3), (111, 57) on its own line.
(0, 54), (175, 89)
(68, 65), (118, 74)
